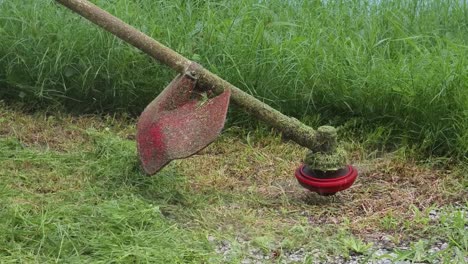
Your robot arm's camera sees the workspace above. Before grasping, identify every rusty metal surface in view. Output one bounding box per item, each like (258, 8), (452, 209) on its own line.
(136, 73), (231, 174)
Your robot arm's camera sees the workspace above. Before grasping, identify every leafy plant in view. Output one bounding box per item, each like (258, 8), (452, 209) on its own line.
(340, 236), (373, 256)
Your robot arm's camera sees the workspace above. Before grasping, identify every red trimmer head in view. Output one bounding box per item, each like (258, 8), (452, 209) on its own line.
(295, 164), (358, 195)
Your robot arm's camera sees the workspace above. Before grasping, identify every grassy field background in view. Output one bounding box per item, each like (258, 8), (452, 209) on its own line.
(0, 0), (467, 158)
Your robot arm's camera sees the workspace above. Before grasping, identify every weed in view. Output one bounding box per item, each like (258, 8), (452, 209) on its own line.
(340, 235), (373, 256)
(380, 212), (400, 231)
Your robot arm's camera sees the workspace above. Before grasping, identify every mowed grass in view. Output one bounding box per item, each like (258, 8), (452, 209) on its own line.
(0, 0), (467, 158)
(0, 105), (466, 263)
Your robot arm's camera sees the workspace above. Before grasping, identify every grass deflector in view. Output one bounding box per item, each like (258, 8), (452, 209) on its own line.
(55, 0), (357, 195)
(137, 63), (231, 174)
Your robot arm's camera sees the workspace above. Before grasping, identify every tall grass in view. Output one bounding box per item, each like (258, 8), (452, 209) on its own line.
(0, 0), (467, 157)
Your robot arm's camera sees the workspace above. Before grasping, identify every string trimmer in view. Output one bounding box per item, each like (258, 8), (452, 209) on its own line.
(56, 0), (357, 195)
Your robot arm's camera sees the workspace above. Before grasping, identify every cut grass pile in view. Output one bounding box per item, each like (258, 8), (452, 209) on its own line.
(0, 0), (467, 158)
(0, 105), (466, 262)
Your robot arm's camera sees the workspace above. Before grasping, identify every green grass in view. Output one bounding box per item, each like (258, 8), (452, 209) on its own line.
(0, 106), (467, 262)
(0, 136), (216, 262)
(0, 0), (467, 157)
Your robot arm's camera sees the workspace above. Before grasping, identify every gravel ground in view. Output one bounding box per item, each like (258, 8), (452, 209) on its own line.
(211, 238), (452, 264)
(209, 209), (467, 263)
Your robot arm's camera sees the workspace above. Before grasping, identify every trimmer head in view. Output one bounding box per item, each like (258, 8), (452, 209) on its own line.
(137, 65), (231, 174)
(295, 164), (358, 196)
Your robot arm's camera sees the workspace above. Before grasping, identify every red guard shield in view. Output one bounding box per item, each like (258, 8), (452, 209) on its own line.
(137, 73), (230, 174)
